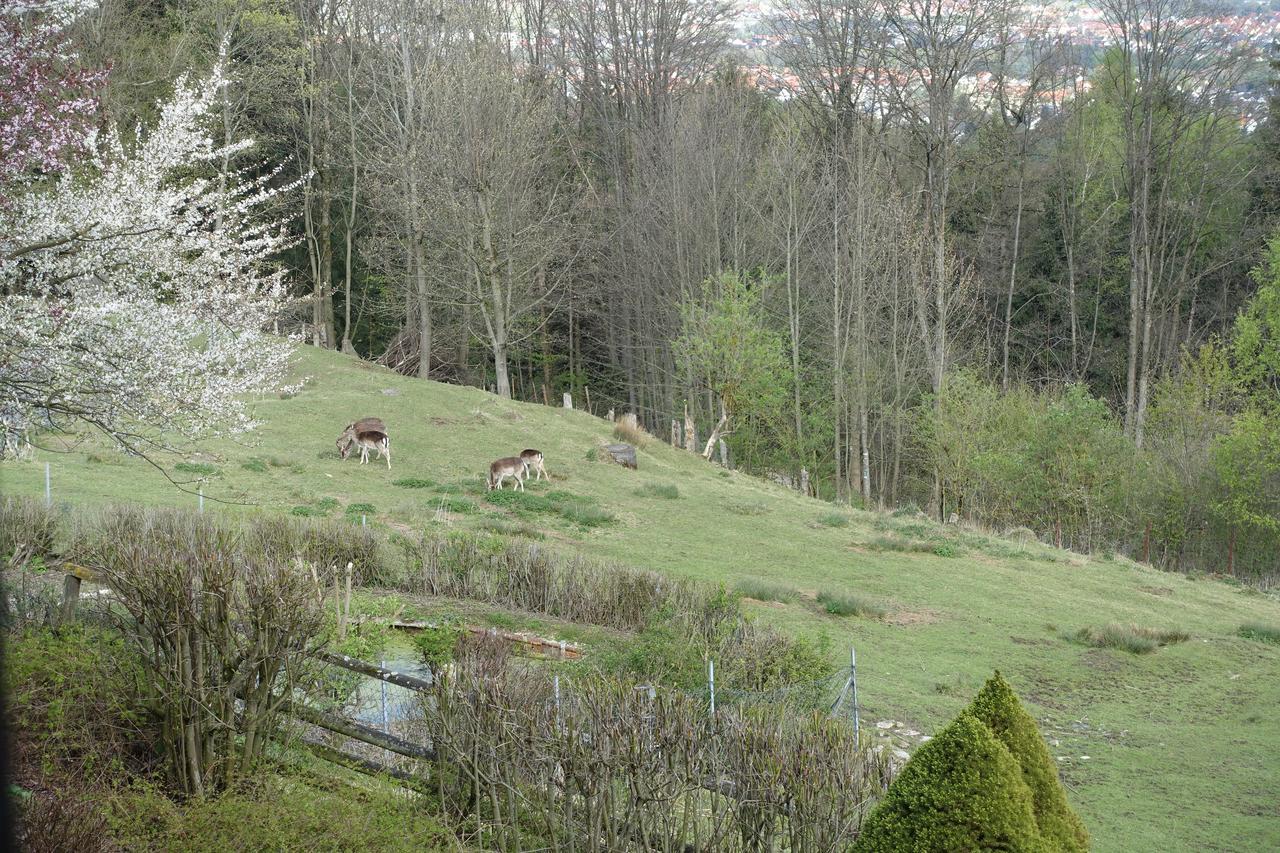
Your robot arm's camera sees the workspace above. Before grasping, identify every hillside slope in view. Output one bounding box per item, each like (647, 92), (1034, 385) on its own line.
(5, 345), (1280, 852)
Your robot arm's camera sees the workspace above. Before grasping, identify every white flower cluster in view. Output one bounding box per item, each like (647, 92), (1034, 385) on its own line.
(0, 70), (300, 454)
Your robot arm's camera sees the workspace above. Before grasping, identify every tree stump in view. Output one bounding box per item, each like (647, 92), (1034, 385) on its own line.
(604, 443), (637, 470)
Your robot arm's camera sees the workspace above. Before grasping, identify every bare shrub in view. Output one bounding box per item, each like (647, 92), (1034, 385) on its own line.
(16, 789), (113, 853)
(425, 658), (892, 850)
(404, 534), (739, 639)
(0, 496), (59, 568)
(73, 507), (327, 796)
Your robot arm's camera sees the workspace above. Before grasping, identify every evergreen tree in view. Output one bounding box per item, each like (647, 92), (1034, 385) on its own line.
(967, 672), (1090, 852)
(854, 713), (1047, 852)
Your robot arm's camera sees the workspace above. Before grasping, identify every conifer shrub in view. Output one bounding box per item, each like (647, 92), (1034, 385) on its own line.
(967, 672), (1090, 852)
(854, 713), (1044, 852)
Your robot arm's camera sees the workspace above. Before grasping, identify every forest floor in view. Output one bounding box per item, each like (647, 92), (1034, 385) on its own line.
(5, 344), (1280, 852)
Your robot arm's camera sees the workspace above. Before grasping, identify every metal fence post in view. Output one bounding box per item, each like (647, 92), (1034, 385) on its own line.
(198, 487), (204, 514)
(381, 659), (389, 732)
(850, 647), (859, 741)
(709, 659), (716, 716)
(45, 462), (51, 507)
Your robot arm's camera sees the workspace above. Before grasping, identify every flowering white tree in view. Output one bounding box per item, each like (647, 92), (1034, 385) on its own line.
(1, 7), (299, 457)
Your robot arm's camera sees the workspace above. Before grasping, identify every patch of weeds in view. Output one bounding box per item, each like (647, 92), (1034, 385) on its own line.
(346, 502), (376, 516)
(613, 418), (650, 447)
(485, 489), (615, 528)
(477, 517), (545, 539)
(585, 448), (598, 462)
(727, 501), (769, 516)
(933, 673), (971, 696)
(718, 470), (731, 478)
(817, 513), (850, 528)
(817, 590), (886, 619)
(891, 501), (924, 518)
(865, 534), (935, 554)
(433, 496), (476, 514)
(266, 457), (291, 468)
(315, 497), (339, 513)
(1238, 622), (1280, 645)
(393, 477), (436, 489)
(240, 458), (269, 474)
(1073, 624), (1190, 655)
(289, 506), (319, 517)
(174, 461), (218, 477)
(932, 543), (959, 558)
(316, 449), (342, 461)
(635, 483), (680, 500)
(734, 578), (796, 603)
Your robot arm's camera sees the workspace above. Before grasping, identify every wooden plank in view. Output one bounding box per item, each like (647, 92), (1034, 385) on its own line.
(278, 697), (435, 760)
(315, 650), (435, 692)
(300, 738), (432, 794)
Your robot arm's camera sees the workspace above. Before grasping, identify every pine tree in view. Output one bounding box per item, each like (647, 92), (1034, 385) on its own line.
(967, 672), (1091, 852)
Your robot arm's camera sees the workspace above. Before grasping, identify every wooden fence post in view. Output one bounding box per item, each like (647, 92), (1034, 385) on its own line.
(563, 392), (572, 409)
(60, 573), (81, 624)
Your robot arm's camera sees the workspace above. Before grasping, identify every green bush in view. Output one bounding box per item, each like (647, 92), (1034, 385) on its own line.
(635, 483), (680, 500)
(966, 672), (1090, 852)
(854, 713), (1044, 852)
(817, 590), (885, 619)
(316, 497), (339, 513)
(289, 506), (318, 517)
(933, 542), (960, 558)
(346, 502), (376, 516)
(6, 626), (154, 780)
(1239, 622), (1280, 644)
(733, 578), (795, 603)
(1073, 624), (1188, 654)
(393, 477), (436, 489)
(413, 624), (464, 676)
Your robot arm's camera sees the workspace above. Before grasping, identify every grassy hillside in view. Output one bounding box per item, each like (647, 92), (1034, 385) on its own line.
(5, 345), (1280, 852)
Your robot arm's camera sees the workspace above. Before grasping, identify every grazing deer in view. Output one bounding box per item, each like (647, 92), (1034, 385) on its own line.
(337, 420), (391, 469)
(487, 456), (528, 491)
(520, 448), (547, 482)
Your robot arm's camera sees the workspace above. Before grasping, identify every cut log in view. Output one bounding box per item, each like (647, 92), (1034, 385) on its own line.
(604, 443), (637, 470)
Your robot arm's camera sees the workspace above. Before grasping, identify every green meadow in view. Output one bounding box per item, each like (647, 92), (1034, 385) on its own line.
(5, 344), (1280, 852)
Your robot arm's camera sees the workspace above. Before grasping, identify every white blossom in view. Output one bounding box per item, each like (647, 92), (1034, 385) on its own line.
(0, 69), (302, 455)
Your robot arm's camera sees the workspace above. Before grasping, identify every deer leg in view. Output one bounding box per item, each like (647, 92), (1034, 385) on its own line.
(383, 440), (391, 470)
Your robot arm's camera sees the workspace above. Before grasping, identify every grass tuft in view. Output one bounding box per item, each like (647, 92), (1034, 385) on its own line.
(635, 483), (680, 500)
(393, 477), (436, 489)
(1238, 622), (1280, 645)
(240, 458), (269, 474)
(174, 461), (217, 477)
(1074, 624), (1190, 654)
(345, 502), (376, 516)
(734, 578), (796, 603)
(486, 488), (616, 528)
(816, 512), (850, 528)
(612, 416), (650, 447)
(817, 590), (886, 619)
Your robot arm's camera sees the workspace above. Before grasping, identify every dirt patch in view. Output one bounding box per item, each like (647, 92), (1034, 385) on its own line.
(885, 609), (940, 626)
(1138, 585), (1174, 596)
(1081, 648), (1125, 672)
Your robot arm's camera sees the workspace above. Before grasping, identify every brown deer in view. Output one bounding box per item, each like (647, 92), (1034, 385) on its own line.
(487, 456), (528, 491)
(520, 448), (547, 482)
(337, 418), (391, 469)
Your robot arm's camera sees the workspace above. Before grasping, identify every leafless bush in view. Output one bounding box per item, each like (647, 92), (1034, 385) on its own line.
(1, 496), (59, 568)
(71, 507), (328, 796)
(424, 656), (892, 851)
(16, 789), (114, 853)
(404, 534), (738, 639)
